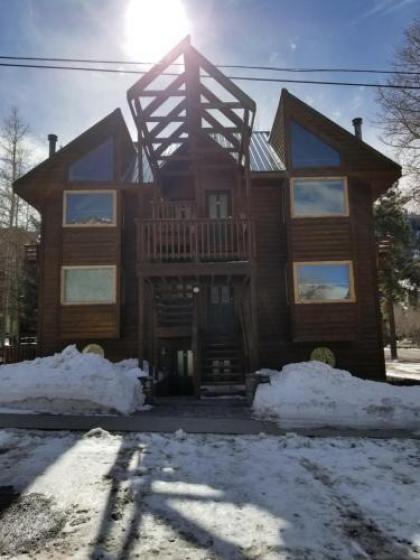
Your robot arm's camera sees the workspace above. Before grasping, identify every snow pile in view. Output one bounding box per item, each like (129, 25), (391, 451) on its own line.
(253, 361), (420, 429)
(0, 345), (146, 415)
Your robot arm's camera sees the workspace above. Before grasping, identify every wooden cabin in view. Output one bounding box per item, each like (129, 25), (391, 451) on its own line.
(14, 37), (401, 396)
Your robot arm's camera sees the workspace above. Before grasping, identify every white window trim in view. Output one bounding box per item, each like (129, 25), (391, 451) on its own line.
(61, 265), (117, 305)
(62, 190), (117, 228)
(290, 177), (349, 218)
(293, 260), (356, 304)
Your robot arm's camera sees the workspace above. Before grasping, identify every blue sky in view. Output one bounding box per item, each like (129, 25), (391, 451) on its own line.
(0, 0), (418, 165)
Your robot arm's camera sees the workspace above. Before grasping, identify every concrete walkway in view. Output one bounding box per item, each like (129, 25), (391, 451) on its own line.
(0, 399), (419, 439)
(385, 346), (420, 384)
(0, 412), (283, 435)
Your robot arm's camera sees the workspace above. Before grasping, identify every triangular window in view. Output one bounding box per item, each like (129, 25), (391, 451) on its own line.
(291, 121), (341, 168)
(68, 138), (114, 182)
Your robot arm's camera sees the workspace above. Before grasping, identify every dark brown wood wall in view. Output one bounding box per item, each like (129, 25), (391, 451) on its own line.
(38, 187), (143, 362)
(251, 175), (385, 379)
(38, 194), (62, 355)
(251, 181), (290, 364)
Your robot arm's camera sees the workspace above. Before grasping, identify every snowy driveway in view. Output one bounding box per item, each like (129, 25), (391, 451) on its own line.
(0, 429), (419, 560)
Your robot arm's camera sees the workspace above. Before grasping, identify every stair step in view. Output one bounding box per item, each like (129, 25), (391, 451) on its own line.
(201, 384), (246, 396)
(202, 376), (244, 384)
(203, 350), (240, 357)
(203, 363), (242, 370)
(204, 345), (239, 352)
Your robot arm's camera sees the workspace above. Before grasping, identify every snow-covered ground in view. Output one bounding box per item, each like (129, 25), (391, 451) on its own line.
(253, 361), (420, 430)
(0, 429), (419, 559)
(385, 347), (420, 381)
(0, 346), (145, 415)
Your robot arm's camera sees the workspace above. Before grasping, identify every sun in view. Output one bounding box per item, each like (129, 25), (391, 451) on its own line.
(124, 0), (190, 62)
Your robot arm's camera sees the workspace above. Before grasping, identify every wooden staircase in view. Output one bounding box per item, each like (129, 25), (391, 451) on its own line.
(155, 283), (193, 329)
(201, 335), (245, 396)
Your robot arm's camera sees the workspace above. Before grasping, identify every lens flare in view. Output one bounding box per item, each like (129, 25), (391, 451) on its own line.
(124, 0), (190, 61)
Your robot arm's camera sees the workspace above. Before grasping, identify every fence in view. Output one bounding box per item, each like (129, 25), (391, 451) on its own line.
(0, 342), (38, 365)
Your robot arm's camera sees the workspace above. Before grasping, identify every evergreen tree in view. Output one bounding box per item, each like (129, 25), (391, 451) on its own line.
(374, 186), (420, 359)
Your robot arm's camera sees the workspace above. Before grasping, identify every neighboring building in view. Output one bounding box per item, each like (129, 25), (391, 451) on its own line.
(14, 38), (401, 396)
(0, 227), (38, 341)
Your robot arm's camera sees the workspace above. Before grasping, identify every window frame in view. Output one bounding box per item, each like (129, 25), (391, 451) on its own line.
(290, 177), (349, 218)
(61, 265), (117, 306)
(62, 189), (117, 228)
(293, 260), (356, 304)
(206, 191), (232, 219)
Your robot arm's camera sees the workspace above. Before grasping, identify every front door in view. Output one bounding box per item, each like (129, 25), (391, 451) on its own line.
(208, 285), (235, 335)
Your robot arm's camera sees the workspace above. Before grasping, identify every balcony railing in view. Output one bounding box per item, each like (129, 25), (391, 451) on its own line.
(138, 218), (254, 263)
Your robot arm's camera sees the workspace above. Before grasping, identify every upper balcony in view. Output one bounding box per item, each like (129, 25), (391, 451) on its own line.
(137, 200), (254, 270)
(138, 216), (254, 265)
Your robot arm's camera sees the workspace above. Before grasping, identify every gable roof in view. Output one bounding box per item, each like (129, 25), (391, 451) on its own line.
(269, 89), (401, 193)
(14, 109), (135, 209)
(123, 130), (286, 183)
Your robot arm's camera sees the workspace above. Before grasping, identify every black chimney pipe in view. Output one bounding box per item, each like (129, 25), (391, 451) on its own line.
(352, 117), (363, 140)
(48, 134), (58, 157)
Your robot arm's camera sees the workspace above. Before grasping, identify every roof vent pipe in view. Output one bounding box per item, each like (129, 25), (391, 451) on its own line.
(352, 117), (363, 140)
(48, 134), (58, 157)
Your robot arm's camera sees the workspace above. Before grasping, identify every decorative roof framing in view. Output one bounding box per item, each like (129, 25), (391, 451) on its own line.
(127, 36), (256, 181)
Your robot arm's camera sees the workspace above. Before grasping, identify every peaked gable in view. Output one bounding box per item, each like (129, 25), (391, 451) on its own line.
(14, 109), (135, 208)
(270, 89), (401, 191)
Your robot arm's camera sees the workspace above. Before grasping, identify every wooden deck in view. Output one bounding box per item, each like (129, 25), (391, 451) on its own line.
(138, 218), (255, 264)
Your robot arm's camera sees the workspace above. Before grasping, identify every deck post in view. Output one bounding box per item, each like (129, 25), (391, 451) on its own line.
(192, 286), (201, 397)
(138, 274), (145, 365)
(249, 266), (259, 374)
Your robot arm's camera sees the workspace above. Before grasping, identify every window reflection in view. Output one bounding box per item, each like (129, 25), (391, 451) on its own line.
(295, 262), (354, 303)
(62, 266), (116, 304)
(291, 121), (341, 168)
(68, 138), (114, 182)
(64, 191), (115, 226)
(292, 178), (347, 217)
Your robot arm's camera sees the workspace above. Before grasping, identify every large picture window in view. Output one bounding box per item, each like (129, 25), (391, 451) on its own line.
(291, 177), (348, 217)
(61, 266), (117, 305)
(68, 138), (114, 182)
(291, 121), (341, 168)
(293, 261), (355, 304)
(63, 191), (116, 226)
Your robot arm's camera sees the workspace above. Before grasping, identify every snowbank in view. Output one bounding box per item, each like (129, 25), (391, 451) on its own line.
(0, 346), (146, 415)
(253, 361), (420, 429)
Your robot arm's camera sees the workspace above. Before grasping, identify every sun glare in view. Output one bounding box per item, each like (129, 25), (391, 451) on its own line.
(124, 0), (190, 62)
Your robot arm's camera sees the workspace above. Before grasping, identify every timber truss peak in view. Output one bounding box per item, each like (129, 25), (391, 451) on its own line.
(127, 35), (256, 181)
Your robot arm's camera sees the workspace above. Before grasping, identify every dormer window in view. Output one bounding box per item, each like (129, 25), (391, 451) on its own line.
(291, 121), (341, 168)
(291, 178), (348, 217)
(68, 138), (114, 182)
(63, 190), (116, 227)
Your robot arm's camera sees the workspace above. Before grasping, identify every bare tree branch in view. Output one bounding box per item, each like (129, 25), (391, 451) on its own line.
(376, 19), (420, 201)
